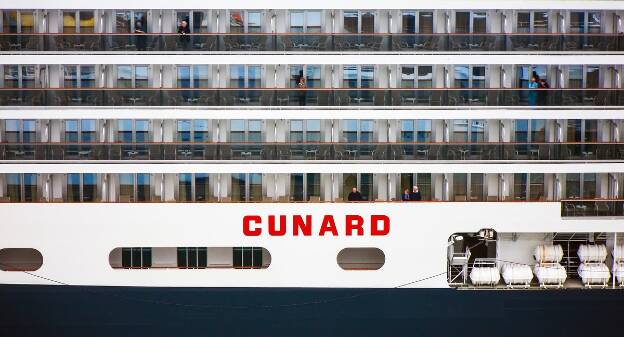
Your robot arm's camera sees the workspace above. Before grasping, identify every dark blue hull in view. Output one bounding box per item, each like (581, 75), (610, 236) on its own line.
(1, 285), (623, 337)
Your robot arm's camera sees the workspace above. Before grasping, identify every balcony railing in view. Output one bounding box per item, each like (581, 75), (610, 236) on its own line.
(2, 142), (623, 161)
(561, 199), (624, 218)
(1, 33), (622, 52)
(1, 88), (621, 107)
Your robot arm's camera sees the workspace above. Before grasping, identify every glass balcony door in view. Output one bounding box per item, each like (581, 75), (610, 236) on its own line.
(343, 10), (375, 33)
(516, 11), (549, 33)
(400, 173), (432, 200)
(3, 119), (36, 142)
(116, 65), (149, 88)
(570, 11), (601, 33)
(229, 10), (262, 33)
(289, 11), (322, 33)
(175, 10), (209, 33)
(401, 11), (434, 34)
(289, 173), (321, 201)
(2, 11), (35, 33)
(342, 173), (373, 201)
(288, 120), (321, 142)
(400, 120), (432, 143)
(6, 173), (38, 202)
(513, 119), (546, 143)
(62, 65), (96, 88)
(2, 65), (37, 88)
(66, 173), (97, 202)
(455, 11), (487, 33)
(115, 10), (147, 33)
(231, 173), (263, 202)
(62, 10), (95, 33)
(176, 120), (210, 142)
(119, 173), (151, 202)
(177, 173), (210, 202)
(450, 119), (487, 142)
(341, 120), (374, 143)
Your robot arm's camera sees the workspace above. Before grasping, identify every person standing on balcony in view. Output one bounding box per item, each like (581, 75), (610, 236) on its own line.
(528, 74), (539, 106)
(410, 186), (422, 201)
(134, 21), (146, 51)
(538, 78), (550, 106)
(348, 187), (363, 201)
(297, 70), (307, 106)
(402, 188), (411, 201)
(178, 19), (191, 50)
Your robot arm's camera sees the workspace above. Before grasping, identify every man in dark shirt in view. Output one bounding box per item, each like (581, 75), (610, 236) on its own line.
(347, 187), (363, 201)
(410, 185), (422, 201)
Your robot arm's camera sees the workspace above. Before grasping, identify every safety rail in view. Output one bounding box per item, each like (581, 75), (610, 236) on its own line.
(0, 88), (622, 107)
(1, 33), (622, 52)
(561, 199), (624, 218)
(1, 142), (623, 161)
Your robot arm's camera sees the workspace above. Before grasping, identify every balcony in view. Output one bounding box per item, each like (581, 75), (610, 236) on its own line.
(1, 142), (622, 161)
(561, 200), (624, 218)
(1, 88), (622, 107)
(1, 33), (622, 53)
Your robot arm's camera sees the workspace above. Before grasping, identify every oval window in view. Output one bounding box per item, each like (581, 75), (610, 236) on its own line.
(337, 247), (385, 270)
(0, 248), (43, 271)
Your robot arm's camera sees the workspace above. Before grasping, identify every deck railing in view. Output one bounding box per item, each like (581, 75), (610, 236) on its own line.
(1, 88), (621, 107)
(1, 142), (623, 161)
(1, 33), (622, 52)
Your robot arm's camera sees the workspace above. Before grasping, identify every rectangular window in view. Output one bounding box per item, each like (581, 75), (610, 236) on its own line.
(514, 173), (528, 200)
(119, 173), (135, 202)
(136, 174), (150, 202)
(179, 173), (193, 202)
(529, 173), (544, 200)
(360, 120), (373, 142)
(566, 173), (581, 199)
(233, 247), (263, 268)
(400, 120), (414, 142)
(290, 173), (304, 201)
(231, 173), (246, 201)
(419, 12), (434, 34)
(195, 173), (209, 201)
(230, 120), (245, 142)
(453, 173), (468, 200)
(7, 173), (21, 202)
(470, 173), (484, 201)
(22, 173), (37, 202)
(122, 247), (151, 268)
(67, 173), (81, 202)
(343, 65), (358, 88)
(417, 173), (431, 200)
(83, 173), (96, 202)
(343, 11), (358, 33)
(290, 120), (304, 142)
(531, 120), (545, 142)
(306, 173), (321, 201)
(583, 173), (596, 199)
(360, 173), (373, 201)
(402, 11), (416, 33)
(117, 65), (133, 88)
(177, 247), (208, 268)
(3, 65), (19, 88)
(306, 120), (321, 142)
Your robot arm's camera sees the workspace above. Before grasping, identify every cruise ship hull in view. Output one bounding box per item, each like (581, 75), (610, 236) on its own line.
(1, 284), (623, 337)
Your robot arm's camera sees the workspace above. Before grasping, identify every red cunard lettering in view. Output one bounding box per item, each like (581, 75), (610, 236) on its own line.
(243, 215), (262, 236)
(293, 215), (312, 236)
(242, 215), (390, 236)
(319, 215), (339, 236)
(370, 215), (390, 236)
(268, 215), (287, 236)
(345, 215), (364, 236)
